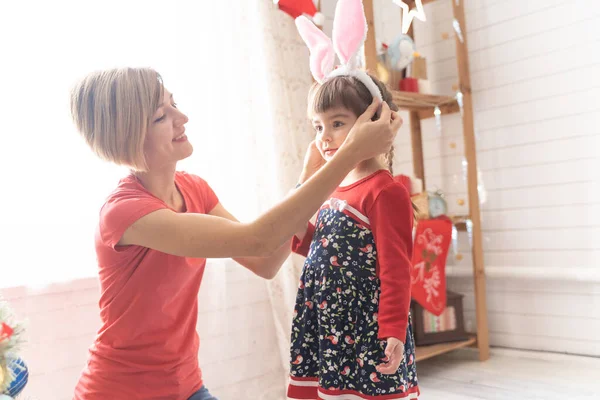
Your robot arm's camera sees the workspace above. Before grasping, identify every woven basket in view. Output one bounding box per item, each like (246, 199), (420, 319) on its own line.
(411, 192), (429, 220)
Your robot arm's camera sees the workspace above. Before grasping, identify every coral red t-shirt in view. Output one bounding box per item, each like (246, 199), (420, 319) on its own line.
(74, 172), (218, 400)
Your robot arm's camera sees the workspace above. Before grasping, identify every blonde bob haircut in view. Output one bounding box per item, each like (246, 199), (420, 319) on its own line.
(70, 67), (164, 171)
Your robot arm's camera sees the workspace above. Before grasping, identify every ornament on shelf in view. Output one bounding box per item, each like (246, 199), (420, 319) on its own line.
(409, 54), (431, 93)
(418, 79), (432, 94)
(409, 53), (427, 79)
(453, 18), (464, 43)
(410, 216), (453, 315)
(411, 290), (470, 346)
(399, 77), (419, 92)
(393, 0), (427, 34)
(377, 41), (389, 59)
(0, 297), (27, 397)
(274, 0), (325, 26)
(428, 190), (448, 219)
(3, 358), (27, 398)
(387, 33), (417, 71)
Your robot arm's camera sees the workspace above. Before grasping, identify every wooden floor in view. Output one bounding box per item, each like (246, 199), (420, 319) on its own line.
(417, 348), (600, 399)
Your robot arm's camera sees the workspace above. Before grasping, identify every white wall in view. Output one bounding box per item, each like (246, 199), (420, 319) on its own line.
(370, 0), (600, 356)
(321, 0), (600, 356)
(1, 260), (283, 400)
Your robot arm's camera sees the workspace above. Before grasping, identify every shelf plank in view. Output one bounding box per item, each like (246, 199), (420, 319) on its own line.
(418, 101), (460, 119)
(415, 336), (477, 362)
(390, 90), (459, 119)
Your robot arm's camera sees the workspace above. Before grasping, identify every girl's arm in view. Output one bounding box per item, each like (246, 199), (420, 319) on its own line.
(369, 182), (414, 342)
(120, 101), (402, 259)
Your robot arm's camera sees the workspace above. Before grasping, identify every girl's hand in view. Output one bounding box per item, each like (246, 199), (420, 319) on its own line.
(376, 337), (405, 374)
(298, 140), (326, 185)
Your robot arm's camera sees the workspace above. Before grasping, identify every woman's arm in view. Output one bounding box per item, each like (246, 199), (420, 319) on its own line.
(120, 101), (402, 259)
(209, 203), (292, 279)
(217, 139), (326, 278)
(293, 140), (325, 242)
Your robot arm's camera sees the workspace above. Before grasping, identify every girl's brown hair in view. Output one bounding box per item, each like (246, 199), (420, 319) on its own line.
(307, 74), (398, 174)
(308, 74), (418, 218)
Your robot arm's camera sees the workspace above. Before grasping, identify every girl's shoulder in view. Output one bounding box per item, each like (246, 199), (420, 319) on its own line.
(348, 169), (407, 199)
(362, 172), (412, 214)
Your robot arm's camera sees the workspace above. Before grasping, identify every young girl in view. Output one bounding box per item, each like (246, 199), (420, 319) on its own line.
(288, 1), (419, 398)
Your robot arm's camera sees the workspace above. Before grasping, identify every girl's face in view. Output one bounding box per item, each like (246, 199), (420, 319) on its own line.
(144, 89), (192, 170)
(311, 107), (358, 161)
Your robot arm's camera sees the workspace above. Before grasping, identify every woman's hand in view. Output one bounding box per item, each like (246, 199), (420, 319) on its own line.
(340, 100), (402, 163)
(298, 140), (326, 185)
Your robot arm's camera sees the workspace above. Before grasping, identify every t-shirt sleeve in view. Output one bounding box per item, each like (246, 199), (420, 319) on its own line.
(368, 182), (414, 341)
(188, 174), (219, 213)
(291, 222), (316, 257)
(99, 190), (166, 249)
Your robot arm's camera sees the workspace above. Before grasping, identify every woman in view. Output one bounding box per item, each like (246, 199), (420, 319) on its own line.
(70, 67), (402, 400)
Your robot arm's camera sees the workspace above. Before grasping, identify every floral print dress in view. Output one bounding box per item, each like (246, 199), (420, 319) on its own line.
(287, 171), (420, 400)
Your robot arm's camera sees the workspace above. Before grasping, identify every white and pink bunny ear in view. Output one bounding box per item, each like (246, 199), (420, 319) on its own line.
(332, 0), (367, 68)
(295, 16), (335, 84)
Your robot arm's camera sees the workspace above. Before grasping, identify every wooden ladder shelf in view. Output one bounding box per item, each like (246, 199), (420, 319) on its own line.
(363, 0), (490, 362)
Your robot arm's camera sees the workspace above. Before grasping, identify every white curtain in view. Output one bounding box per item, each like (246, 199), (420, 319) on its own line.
(168, 1), (315, 383)
(177, 0), (315, 386)
(0, 0), (309, 289)
(251, 1), (317, 381)
(1, 1), (310, 393)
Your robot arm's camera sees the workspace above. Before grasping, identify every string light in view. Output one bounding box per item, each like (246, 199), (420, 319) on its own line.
(434, 106), (442, 134)
(456, 91), (464, 116)
(452, 18), (464, 43)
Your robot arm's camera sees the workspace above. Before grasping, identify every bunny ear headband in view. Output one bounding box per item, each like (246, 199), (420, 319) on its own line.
(295, 0), (383, 101)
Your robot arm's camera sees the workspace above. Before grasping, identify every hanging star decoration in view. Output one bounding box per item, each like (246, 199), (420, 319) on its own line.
(393, 0), (427, 34)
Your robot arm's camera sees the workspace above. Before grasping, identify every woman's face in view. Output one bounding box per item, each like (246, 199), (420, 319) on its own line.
(144, 89), (192, 170)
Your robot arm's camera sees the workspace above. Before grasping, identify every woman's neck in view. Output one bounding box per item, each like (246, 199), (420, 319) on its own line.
(341, 157), (388, 187)
(132, 164), (185, 211)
